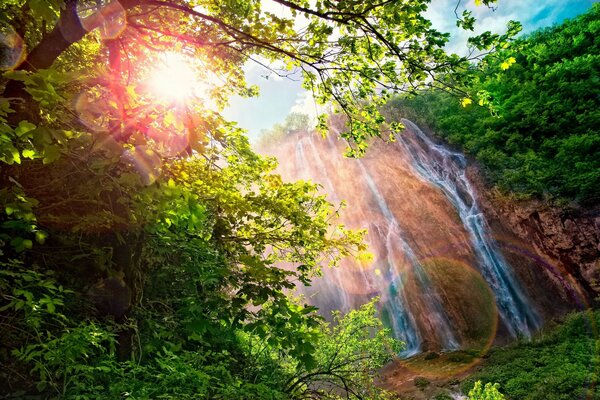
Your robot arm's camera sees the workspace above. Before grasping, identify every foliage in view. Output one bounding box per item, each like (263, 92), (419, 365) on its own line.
(0, 0), (552, 397)
(414, 376), (430, 390)
(0, 0), (517, 155)
(2, 260), (399, 398)
(0, 0), (439, 397)
(462, 311), (600, 400)
(0, 111), (393, 398)
(384, 4), (600, 203)
(468, 381), (505, 400)
(283, 300), (403, 398)
(258, 112), (311, 148)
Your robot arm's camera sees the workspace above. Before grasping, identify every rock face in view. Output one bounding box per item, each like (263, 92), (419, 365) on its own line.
(260, 118), (589, 353)
(470, 171), (600, 310)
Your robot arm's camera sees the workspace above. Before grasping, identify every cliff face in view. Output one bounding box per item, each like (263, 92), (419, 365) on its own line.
(259, 119), (585, 353)
(471, 173), (600, 310)
(263, 129), (481, 353)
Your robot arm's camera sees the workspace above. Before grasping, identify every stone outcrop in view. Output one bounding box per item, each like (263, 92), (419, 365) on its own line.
(259, 118), (586, 351)
(260, 119), (600, 400)
(470, 170), (600, 309)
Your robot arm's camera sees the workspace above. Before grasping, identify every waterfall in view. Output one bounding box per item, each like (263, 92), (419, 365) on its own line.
(274, 122), (540, 357)
(295, 136), (353, 317)
(356, 160), (459, 354)
(305, 136), (340, 203)
(397, 119), (540, 337)
(300, 132), (460, 354)
(295, 138), (308, 179)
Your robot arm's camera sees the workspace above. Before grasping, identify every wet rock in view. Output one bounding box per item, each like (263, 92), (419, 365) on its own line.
(468, 167), (600, 304)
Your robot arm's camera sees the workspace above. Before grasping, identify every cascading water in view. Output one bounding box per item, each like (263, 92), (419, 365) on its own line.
(295, 137), (353, 315)
(317, 133), (424, 354)
(397, 119), (540, 337)
(305, 132), (460, 354)
(268, 120), (541, 357)
(356, 160), (459, 354)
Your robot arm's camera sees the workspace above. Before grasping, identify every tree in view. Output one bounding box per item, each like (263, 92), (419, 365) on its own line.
(0, 0), (519, 397)
(284, 300), (403, 399)
(1, 0), (519, 154)
(383, 4), (600, 203)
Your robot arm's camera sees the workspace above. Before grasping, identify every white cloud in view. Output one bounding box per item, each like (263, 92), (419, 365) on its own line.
(290, 90), (321, 122)
(425, 0), (593, 55)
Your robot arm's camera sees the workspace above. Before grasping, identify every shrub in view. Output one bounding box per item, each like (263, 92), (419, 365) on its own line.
(415, 376), (431, 390)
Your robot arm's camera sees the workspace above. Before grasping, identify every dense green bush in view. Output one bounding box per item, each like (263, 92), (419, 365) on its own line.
(414, 376), (431, 390)
(462, 311), (600, 400)
(0, 56), (393, 398)
(385, 4), (600, 204)
(468, 381), (505, 400)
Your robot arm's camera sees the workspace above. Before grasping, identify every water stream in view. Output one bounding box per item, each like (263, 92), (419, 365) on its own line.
(283, 119), (540, 355)
(397, 119), (540, 338)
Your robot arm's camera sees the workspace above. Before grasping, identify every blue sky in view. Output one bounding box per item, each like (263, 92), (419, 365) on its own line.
(222, 0), (596, 141)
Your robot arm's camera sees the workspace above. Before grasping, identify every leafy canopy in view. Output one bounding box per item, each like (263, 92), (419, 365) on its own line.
(0, 0), (517, 155)
(0, 0), (526, 398)
(0, 0), (453, 398)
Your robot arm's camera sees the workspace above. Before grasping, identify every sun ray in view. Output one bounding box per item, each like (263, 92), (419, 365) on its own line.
(148, 53), (200, 103)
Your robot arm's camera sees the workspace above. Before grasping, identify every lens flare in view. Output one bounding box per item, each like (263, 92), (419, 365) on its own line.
(121, 145), (162, 185)
(392, 257), (498, 379)
(74, 84), (124, 133)
(0, 23), (24, 70)
(76, 0), (126, 40)
(146, 124), (190, 157)
(146, 52), (221, 109)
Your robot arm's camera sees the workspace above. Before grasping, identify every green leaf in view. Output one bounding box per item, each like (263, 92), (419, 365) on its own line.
(35, 231), (47, 244)
(10, 237), (33, 252)
(28, 0), (59, 23)
(501, 56), (517, 70)
(15, 121), (36, 137)
(42, 145), (60, 164)
(21, 148), (36, 159)
(3, 70), (30, 82)
(11, 147), (21, 164)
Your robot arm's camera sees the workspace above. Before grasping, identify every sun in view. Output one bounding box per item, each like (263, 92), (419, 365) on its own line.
(148, 53), (198, 103)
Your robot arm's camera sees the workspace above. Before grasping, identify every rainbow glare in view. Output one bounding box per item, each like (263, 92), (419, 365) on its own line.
(74, 86), (119, 132)
(395, 257), (499, 378)
(0, 24), (24, 70)
(121, 145), (162, 185)
(76, 1), (126, 40)
(146, 124), (190, 157)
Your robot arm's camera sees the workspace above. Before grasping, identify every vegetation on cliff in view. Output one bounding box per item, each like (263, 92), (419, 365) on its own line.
(385, 4), (600, 204)
(463, 310), (600, 400)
